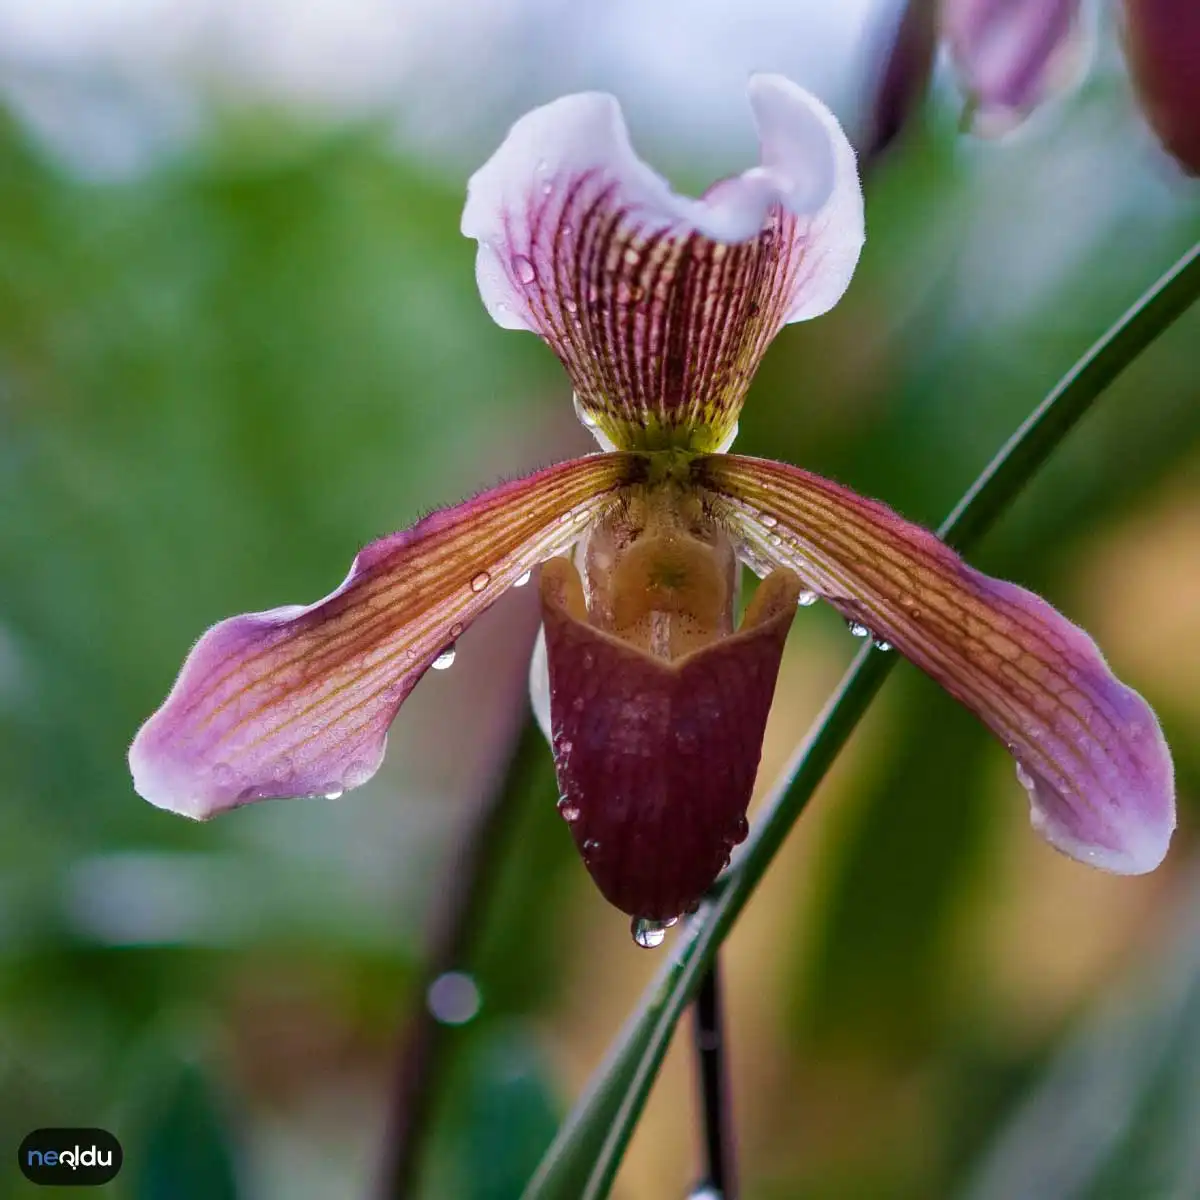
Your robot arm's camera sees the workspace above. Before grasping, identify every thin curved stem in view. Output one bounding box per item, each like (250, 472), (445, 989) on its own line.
(693, 957), (736, 1200)
(379, 714), (549, 1199)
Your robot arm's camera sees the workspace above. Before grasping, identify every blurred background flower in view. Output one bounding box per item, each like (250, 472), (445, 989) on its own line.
(0, 0), (1196, 1197)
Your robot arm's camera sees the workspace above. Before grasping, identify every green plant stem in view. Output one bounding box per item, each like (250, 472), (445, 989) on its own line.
(693, 957), (736, 1199)
(525, 240), (1200, 1200)
(380, 715), (549, 1199)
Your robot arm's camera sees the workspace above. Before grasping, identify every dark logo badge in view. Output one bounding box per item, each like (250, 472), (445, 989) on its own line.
(18, 1129), (123, 1186)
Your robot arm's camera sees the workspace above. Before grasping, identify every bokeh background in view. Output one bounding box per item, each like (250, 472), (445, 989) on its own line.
(1, 1), (1197, 1196)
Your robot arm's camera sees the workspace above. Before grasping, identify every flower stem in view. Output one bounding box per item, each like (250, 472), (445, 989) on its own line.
(693, 956), (737, 1200)
(379, 713), (549, 1199)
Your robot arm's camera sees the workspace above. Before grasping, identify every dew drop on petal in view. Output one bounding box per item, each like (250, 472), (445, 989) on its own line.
(515, 255), (536, 284)
(556, 795), (581, 822)
(449, 621), (465, 639)
(583, 838), (600, 852)
(471, 571), (491, 593)
(513, 569), (532, 588)
(759, 514), (778, 528)
(631, 917), (669, 949)
(797, 590), (818, 608)
(873, 639), (892, 652)
(432, 645), (457, 670)
(426, 970), (481, 1025)
(324, 787), (344, 800)
(572, 393), (599, 429)
(847, 621), (871, 638)
(563, 297), (578, 314)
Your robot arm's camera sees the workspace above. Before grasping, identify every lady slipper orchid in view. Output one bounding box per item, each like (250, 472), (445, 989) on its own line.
(130, 75), (1175, 937)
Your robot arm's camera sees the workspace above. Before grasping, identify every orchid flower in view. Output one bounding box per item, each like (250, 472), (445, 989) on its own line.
(130, 75), (1174, 935)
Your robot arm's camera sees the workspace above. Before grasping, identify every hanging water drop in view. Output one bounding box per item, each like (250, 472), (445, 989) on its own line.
(432, 645), (457, 670)
(847, 621), (870, 638)
(873, 639), (892, 652)
(324, 787), (344, 800)
(556, 795), (580, 822)
(573, 393), (599, 429)
(797, 590), (818, 608)
(1015, 760), (1036, 793)
(470, 571), (490, 593)
(515, 255), (536, 283)
(513, 569), (532, 588)
(687, 1188), (724, 1200)
(631, 917), (669, 949)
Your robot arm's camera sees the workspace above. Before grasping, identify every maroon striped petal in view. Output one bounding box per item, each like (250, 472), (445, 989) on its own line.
(130, 454), (642, 819)
(462, 74), (863, 453)
(539, 555), (801, 920)
(697, 454), (1175, 874)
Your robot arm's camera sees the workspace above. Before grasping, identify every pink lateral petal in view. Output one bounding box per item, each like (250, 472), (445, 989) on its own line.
(130, 453), (642, 819)
(539, 556), (801, 920)
(461, 74), (863, 452)
(698, 454), (1175, 874)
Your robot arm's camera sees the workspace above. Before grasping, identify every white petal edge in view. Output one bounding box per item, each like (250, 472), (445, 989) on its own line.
(461, 73), (864, 334)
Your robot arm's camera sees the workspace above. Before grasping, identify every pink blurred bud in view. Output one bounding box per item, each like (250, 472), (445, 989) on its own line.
(1123, 0), (1200, 174)
(945, 0), (1087, 135)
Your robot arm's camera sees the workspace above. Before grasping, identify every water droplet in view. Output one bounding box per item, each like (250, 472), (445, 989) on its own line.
(768, 533), (782, 546)
(631, 917), (670, 949)
(733, 815), (749, 844)
(426, 970), (481, 1025)
(687, 1187), (724, 1200)
(541, 182), (552, 196)
(432, 645), (457, 670)
(213, 762), (235, 786)
(583, 838), (600, 852)
(759, 514), (778, 528)
(572, 509), (589, 523)
(797, 590), (818, 607)
(563, 297), (578, 314)
(847, 621), (871, 638)
(873, 639), (892, 652)
(513, 569), (532, 588)
(515, 255), (536, 283)
(557, 796), (581, 822)
(470, 571), (490, 593)
(324, 787), (344, 800)
(449, 621), (465, 638)
(573, 393), (599, 429)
